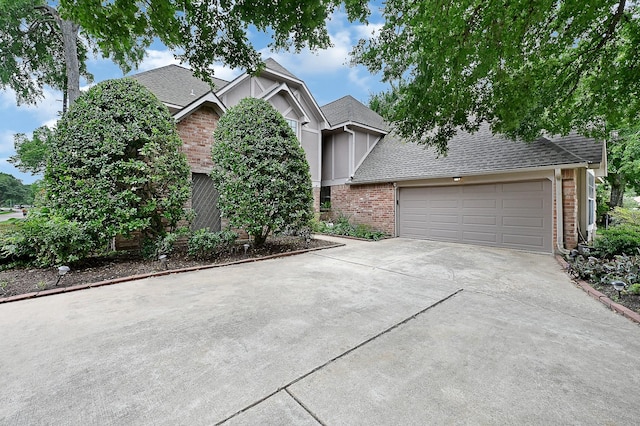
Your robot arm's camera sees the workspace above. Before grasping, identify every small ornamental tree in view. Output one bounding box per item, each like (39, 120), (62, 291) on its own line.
(45, 78), (191, 247)
(211, 98), (313, 246)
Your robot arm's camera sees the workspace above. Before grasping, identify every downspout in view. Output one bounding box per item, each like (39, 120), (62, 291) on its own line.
(555, 169), (570, 254)
(343, 125), (355, 177)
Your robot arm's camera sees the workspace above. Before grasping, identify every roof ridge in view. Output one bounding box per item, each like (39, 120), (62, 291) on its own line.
(545, 136), (590, 163)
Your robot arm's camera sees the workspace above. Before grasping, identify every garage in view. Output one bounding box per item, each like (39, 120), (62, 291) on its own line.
(398, 180), (553, 252)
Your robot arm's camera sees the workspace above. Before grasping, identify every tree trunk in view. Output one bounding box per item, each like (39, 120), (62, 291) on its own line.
(39, 5), (80, 108)
(609, 173), (626, 208)
(60, 19), (80, 107)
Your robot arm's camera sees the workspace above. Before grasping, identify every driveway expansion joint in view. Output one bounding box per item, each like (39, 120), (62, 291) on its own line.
(215, 288), (463, 425)
(284, 388), (326, 426)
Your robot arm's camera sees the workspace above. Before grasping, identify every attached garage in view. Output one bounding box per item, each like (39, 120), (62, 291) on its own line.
(398, 180), (553, 252)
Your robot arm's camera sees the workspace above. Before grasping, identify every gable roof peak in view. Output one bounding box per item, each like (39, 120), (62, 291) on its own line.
(321, 95), (388, 132)
(263, 57), (297, 79)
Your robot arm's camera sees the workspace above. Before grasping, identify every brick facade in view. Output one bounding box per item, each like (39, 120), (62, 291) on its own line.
(561, 169), (578, 249)
(329, 183), (395, 236)
(176, 106), (219, 174)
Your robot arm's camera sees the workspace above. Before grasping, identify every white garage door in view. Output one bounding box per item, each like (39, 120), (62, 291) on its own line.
(398, 180), (552, 252)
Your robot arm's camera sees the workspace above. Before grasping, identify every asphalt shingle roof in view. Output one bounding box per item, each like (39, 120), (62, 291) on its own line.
(352, 123), (604, 184)
(263, 58), (297, 79)
(321, 95), (388, 132)
(131, 65), (228, 107)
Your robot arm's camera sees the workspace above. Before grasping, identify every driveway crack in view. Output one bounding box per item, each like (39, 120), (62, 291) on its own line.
(215, 288), (463, 425)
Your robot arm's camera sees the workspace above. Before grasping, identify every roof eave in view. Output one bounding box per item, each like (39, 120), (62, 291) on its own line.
(348, 162), (597, 185)
(329, 121), (389, 135)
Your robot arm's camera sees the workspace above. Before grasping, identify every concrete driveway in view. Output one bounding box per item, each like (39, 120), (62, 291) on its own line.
(1, 237), (638, 425)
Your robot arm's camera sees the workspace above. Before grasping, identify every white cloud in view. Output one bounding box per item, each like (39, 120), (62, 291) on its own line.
(348, 67), (373, 93)
(0, 130), (15, 155)
(138, 49), (183, 71)
(209, 64), (243, 81)
(0, 86), (61, 128)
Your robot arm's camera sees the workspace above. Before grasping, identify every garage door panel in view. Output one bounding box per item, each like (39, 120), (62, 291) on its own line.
(503, 234), (545, 248)
(463, 215), (497, 225)
(430, 229), (460, 240)
(399, 180), (552, 252)
(430, 199), (460, 208)
(462, 184), (496, 193)
(463, 231), (498, 243)
(502, 198), (544, 209)
(463, 199), (497, 209)
(430, 214), (458, 224)
(503, 216), (544, 228)
(502, 181), (545, 192)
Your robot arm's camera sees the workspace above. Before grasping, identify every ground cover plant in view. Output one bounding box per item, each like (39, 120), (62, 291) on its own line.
(565, 206), (640, 314)
(312, 215), (387, 241)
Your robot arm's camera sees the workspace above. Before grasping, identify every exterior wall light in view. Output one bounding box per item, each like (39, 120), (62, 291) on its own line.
(453, 177), (462, 182)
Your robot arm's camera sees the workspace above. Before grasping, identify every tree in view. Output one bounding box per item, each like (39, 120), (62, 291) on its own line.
(211, 98), (313, 246)
(45, 78), (191, 246)
(606, 124), (640, 208)
(0, 173), (30, 207)
(4, 0), (369, 109)
(0, 0), (92, 108)
(353, 0), (640, 153)
(8, 125), (53, 175)
(60, 0), (369, 87)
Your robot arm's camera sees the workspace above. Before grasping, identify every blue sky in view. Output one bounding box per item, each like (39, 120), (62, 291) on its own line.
(0, 7), (389, 185)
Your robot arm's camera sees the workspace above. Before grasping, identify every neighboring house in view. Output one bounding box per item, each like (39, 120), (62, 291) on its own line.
(132, 59), (606, 254)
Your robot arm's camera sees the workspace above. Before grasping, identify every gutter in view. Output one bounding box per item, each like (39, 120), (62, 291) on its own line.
(348, 162), (593, 186)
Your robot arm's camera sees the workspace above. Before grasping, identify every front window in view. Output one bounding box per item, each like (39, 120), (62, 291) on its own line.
(286, 118), (298, 138)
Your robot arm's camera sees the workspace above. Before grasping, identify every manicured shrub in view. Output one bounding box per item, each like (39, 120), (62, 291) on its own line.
(0, 209), (95, 267)
(593, 224), (640, 257)
(45, 78), (191, 249)
(187, 229), (237, 260)
(211, 98), (313, 246)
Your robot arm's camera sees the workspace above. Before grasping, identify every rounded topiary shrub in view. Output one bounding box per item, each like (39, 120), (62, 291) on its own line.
(211, 97), (313, 246)
(45, 78), (191, 247)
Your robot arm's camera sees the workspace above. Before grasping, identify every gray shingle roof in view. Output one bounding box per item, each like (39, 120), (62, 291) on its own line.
(321, 95), (388, 132)
(264, 58), (297, 79)
(352, 123), (604, 184)
(130, 65), (228, 108)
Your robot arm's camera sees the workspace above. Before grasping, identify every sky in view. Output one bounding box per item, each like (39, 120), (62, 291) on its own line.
(0, 6), (389, 185)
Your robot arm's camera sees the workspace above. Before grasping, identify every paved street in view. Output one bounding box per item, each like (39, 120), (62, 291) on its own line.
(1, 237), (638, 425)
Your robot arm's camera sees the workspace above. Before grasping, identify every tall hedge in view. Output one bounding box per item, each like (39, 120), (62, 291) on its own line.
(211, 98), (313, 246)
(45, 78), (191, 246)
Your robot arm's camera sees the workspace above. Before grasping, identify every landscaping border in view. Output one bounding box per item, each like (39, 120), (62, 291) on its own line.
(0, 242), (345, 305)
(555, 255), (640, 324)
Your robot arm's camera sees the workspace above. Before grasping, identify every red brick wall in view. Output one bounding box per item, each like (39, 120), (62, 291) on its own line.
(312, 187), (320, 213)
(562, 169), (578, 249)
(177, 106), (219, 174)
(329, 183), (395, 236)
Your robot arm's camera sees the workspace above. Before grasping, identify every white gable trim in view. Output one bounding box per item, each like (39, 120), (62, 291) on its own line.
(173, 92), (226, 122)
(326, 121), (389, 135)
(261, 83), (309, 124)
(216, 65), (330, 128)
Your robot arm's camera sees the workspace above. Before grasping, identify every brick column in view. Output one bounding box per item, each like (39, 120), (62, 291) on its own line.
(562, 169), (578, 249)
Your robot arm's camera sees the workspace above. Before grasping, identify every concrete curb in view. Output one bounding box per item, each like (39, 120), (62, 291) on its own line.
(0, 242), (345, 305)
(556, 255), (640, 324)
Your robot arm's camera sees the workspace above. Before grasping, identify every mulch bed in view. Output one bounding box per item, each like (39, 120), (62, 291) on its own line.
(0, 237), (337, 300)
